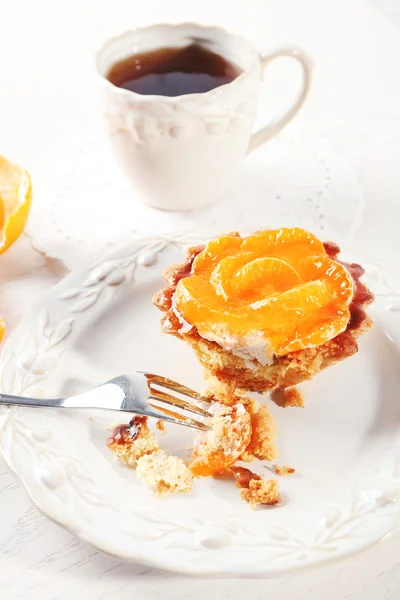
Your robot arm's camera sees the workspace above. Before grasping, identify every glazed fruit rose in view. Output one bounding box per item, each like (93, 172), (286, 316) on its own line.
(174, 228), (354, 359)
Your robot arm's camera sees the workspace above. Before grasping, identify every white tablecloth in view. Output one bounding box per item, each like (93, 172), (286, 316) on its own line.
(1, 0), (400, 598)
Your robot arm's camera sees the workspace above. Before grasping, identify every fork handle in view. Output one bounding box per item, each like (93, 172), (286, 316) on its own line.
(0, 393), (63, 408)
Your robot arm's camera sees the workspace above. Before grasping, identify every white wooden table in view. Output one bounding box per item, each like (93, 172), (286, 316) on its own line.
(1, 0), (400, 597)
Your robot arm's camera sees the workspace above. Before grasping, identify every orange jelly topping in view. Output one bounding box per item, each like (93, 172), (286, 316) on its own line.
(174, 228), (354, 357)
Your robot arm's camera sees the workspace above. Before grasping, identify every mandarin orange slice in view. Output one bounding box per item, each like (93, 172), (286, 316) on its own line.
(192, 235), (241, 274)
(233, 256), (303, 300)
(0, 156), (32, 254)
(210, 253), (303, 301)
(241, 227), (326, 261)
(0, 316), (5, 343)
(0, 157), (32, 344)
(294, 255), (353, 300)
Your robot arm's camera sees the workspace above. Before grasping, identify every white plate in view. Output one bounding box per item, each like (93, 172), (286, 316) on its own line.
(0, 235), (400, 577)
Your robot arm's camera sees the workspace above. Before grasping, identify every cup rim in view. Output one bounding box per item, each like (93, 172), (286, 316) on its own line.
(95, 22), (259, 103)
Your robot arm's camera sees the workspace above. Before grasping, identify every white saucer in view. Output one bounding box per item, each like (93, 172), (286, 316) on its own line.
(28, 128), (364, 270)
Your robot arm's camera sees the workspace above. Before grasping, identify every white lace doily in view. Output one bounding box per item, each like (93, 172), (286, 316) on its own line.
(28, 128), (364, 270)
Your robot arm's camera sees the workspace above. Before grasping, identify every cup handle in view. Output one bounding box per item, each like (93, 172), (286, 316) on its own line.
(247, 48), (313, 154)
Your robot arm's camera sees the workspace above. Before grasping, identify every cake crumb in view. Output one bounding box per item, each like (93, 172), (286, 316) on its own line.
(203, 374), (246, 405)
(107, 416), (160, 468)
(136, 450), (193, 496)
(230, 466), (281, 507)
(241, 404), (278, 462)
(241, 478), (281, 508)
(274, 464), (296, 476)
(271, 387), (305, 408)
(156, 419), (166, 434)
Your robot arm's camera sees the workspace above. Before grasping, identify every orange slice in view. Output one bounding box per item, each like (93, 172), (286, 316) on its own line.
(295, 255), (354, 301)
(241, 227), (326, 261)
(232, 256), (302, 300)
(0, 156), (32, 254)
(0, 157), (32, 344)
(192, 235), (241, 274)
(211, 253), (302, 300)
(0, 316), (5, 343)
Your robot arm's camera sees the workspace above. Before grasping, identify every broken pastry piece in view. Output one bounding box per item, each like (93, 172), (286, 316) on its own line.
(271, 387), (305, 408)
(108, 417), (192, 496)
(106, 416), (160, 467)
(230, 466), (281, 507)
(153, 228), (374, 394)
(202, 374), (247, 406)
(137, 450), (193, 496)
(240, 404), (278, 462)
(199, 380), (278, 462)
(190, 403), (251, 476)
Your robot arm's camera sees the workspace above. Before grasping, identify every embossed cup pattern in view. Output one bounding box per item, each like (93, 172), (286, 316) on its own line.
(96, 24), (312, 211)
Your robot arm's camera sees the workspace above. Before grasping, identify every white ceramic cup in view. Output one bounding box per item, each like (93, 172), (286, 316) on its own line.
(96, 23), (313, 211)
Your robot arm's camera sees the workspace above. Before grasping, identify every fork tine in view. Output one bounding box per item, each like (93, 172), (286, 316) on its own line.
(147, 400), (209, 431)
(143, 372), (209, 403)
(148, 386), (211, 418)
(132, 372), (212, 431)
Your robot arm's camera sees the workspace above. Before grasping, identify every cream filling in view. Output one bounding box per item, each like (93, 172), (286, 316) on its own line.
(172, 291), (274, 366)
(199, 328), (274, 366)
(171, 295), (194, 333)
(172, 305), (193, 333)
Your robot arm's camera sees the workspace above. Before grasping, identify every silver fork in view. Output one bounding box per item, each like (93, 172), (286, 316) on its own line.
(0, 373), (211, 431)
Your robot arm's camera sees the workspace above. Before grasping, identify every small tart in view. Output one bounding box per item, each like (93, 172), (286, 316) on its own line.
(153, 229), (374, 393)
